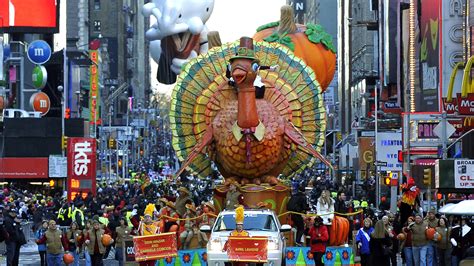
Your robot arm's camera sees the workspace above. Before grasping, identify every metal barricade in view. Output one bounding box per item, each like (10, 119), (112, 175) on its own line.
(20, 221), (34, 243)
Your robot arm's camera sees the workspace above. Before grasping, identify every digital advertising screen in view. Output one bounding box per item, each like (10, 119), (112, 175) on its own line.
(0, 0), (59, 33)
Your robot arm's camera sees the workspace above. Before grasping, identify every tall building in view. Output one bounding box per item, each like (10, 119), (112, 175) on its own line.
(66, 0), (150, 126)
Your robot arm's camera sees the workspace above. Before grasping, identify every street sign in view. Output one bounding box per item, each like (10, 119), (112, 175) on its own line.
(433, 122), (456, 139)
(32, 65), (47, 89)
(27, 40), (52, 65)
(375, 161), (387, 167)
(49, 155), (67, 177)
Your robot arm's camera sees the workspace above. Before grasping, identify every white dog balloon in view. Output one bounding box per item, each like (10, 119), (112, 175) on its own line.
(142, 0), (215, 84)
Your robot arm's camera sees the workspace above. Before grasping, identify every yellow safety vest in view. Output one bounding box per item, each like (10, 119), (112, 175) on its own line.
(57, 208), (67, 220)
(126, 211), (133, 227)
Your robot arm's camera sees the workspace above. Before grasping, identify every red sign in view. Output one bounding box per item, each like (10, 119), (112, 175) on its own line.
(133, 233), (178, 262)
(30, 92), (51, 116)
(458, 93), (474, 115)
(225, 236), (268, 262)
(0, 157), (48, 178)
(0, 0), (59, 33)
(414, 158), (437, 166)
(442, 97), (458, 114)
(67, 138), (97, 200)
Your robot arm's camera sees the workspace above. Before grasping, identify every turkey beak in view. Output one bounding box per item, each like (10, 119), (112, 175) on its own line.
(232, 66), (248, 84)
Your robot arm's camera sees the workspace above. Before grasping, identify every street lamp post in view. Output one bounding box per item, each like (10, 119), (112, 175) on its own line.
(58, 85), (65, 157)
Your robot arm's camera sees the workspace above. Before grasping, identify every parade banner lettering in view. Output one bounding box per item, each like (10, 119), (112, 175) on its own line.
(133, 232), (178, 262)
(225, 236), (267, 262)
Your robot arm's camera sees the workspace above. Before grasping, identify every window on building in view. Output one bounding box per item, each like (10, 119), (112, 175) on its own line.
(94, 20), (101, 32)
(94, 0), (101, 10)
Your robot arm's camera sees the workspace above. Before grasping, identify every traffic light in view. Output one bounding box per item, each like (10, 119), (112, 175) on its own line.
(108, 138), (116, 149)
(49, 179), (55, 187)
(384, 176), (391, 186)
(118, 159), (122, 168)
(61, 135), (68, 150)
(65, 108), (71, 119)
(423, 168), (432, 186)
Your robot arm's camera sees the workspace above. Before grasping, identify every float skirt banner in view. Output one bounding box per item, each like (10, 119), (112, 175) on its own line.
(133, 232), (177, 262)
(285, 247), (315, 265)
(226, 236), (267, 262)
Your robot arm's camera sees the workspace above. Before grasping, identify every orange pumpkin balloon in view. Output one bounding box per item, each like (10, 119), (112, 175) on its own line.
(426, 228), (437, 240)
(63, 253), (74, 264)
(253, 5), (336, 91)
(101, 234), (113, 246)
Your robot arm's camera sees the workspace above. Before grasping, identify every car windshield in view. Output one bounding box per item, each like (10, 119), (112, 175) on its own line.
(213, 213), (278, 232)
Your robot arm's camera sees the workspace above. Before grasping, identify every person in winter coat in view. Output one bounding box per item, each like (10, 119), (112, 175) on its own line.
(85, 219), (112, 266)
(369, 220), (392, 266)
(435, 216), (451, 266)
(306, 216), (329, 266)
(355, 218), (374, 266)
(35, 221), (48, 266)
(37, 219), (69, 266)
(4, 207), (25, 266)
(66, 222), (83, 266)
(287, 185), (309, 246)
(316, 190), (335, 225)
(401, 216), (415, 266)
(450, 216), (473, 266)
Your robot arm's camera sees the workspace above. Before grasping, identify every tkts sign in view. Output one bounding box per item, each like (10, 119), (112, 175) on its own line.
(67, 137), (97, 200)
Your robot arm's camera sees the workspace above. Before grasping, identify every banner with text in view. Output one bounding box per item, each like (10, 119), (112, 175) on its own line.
(454, 159), (474, 189)
(225, 236), (267, 262)
(133, 232), (178, 262)
(67, 137), (97, 200)
(376, 132), (403, 171)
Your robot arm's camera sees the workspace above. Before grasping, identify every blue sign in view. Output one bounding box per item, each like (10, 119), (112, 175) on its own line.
(27, 40), (51, 65)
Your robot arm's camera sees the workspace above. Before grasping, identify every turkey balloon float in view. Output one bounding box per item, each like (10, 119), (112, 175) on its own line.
(143, 1), (349, 247)
(142, 0), (215, 84)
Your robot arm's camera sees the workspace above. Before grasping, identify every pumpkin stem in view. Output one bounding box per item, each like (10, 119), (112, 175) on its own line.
(207, 31), (222, 49)
(278, 5), (297, 34)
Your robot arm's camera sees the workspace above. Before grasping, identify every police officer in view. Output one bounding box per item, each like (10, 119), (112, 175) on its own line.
(4, 206), (25, 266)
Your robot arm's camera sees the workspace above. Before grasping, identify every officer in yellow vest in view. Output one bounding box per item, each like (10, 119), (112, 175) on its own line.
(72, 203), (85, 228)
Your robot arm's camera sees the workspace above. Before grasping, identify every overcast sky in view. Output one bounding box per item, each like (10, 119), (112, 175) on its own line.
(207, 0), (286, 43)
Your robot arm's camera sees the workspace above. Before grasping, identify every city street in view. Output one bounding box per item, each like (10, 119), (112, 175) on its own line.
(0, 0), (473, 266)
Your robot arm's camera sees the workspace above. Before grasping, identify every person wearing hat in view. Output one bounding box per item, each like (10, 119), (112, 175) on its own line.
(306, 216), (329, 266)
(180, 203), (198, 249)
(425, 206), (439, 266)
(4, 205), (26, 266)
(65, 221), (83, 266)
(85, 218), (111, 266)
(198, 202), (216, 247)
(137, 205), (159, 266)
(115, 217), (132, 266)
(175, 187), (192, 217)
(230, 206), (248, 237)
(225, 181), (241, 210)
(37, 219), (69, 266)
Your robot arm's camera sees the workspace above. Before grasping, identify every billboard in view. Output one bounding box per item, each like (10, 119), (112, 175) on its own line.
(0, 0), (59, 33)
(441, 0), (464, 113)
(0, 157), (48, 179)
(376, 132), (402, 171)
(358, 137), (375, 171)
(415, 0), (441, 112)
(67, 137), (97, 200)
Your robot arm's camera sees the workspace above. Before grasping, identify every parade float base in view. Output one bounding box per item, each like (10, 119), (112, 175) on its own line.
(126, 246), (359, 265)
(213, 183), (290, 221)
